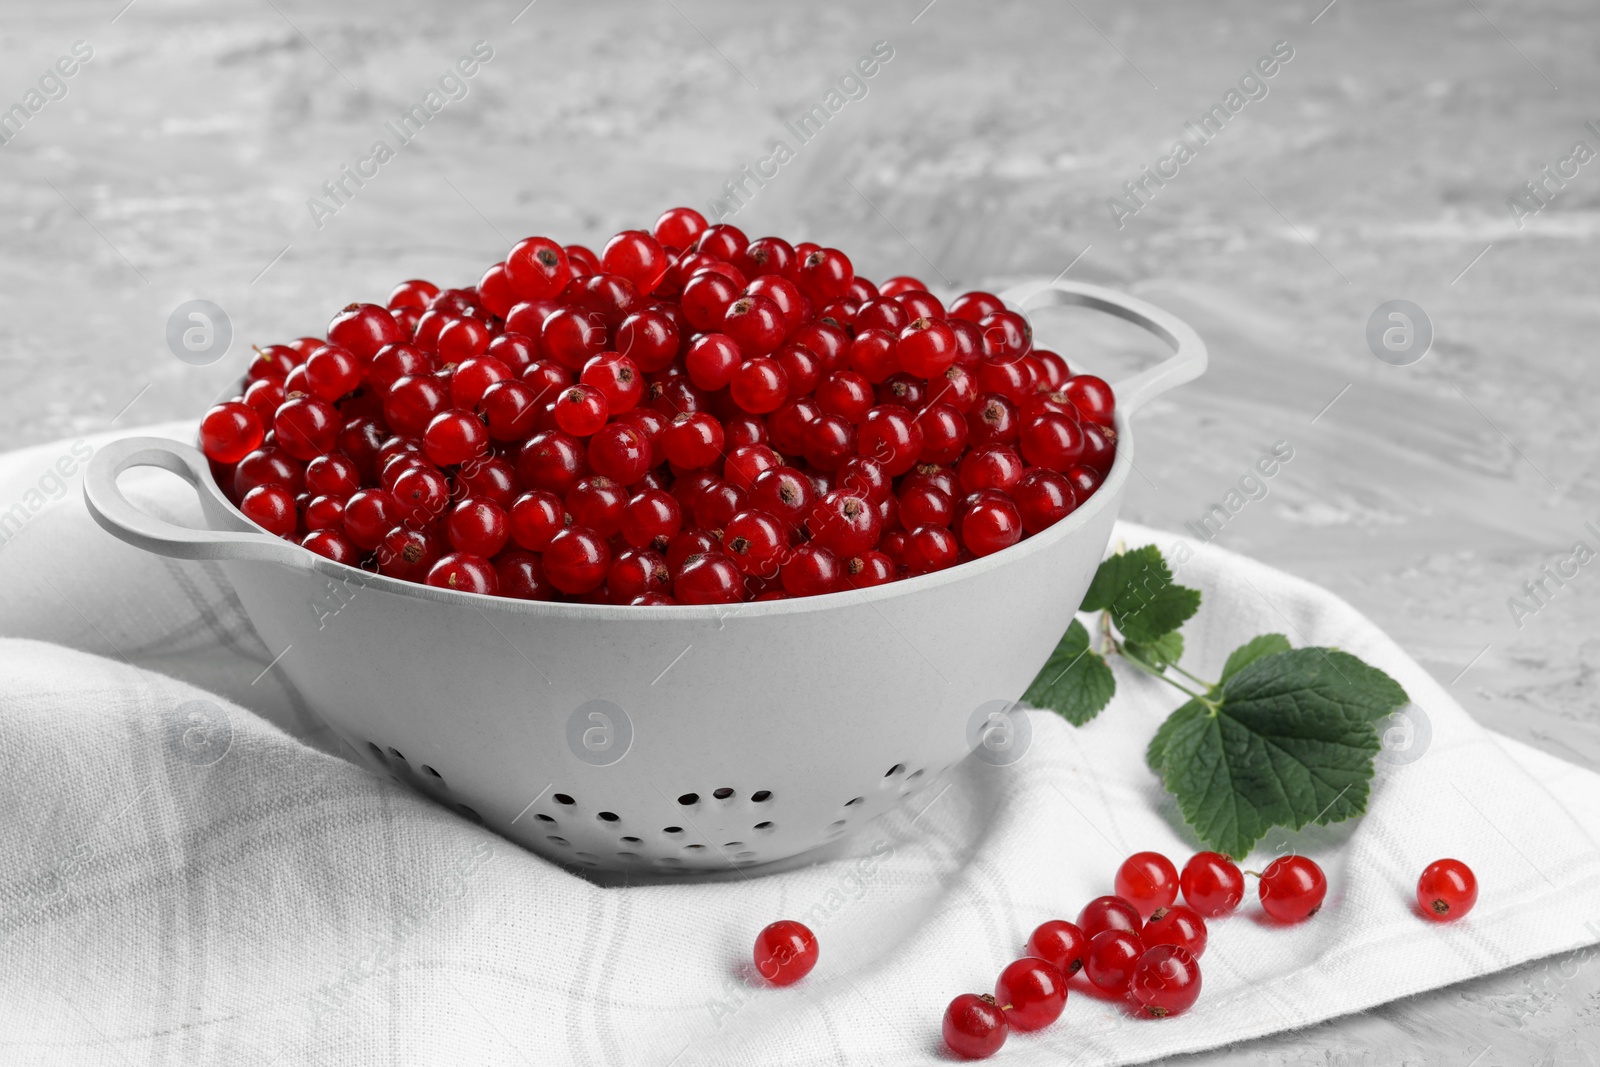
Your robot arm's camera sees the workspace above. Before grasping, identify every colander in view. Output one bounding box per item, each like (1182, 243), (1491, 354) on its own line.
(84, 279), (1205, 876)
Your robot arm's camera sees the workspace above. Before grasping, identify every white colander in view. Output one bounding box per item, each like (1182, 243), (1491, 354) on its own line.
(84, 279), (1205, 876)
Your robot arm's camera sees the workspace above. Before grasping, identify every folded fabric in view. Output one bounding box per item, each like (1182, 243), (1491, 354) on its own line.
(1, 424), (1597, 1066)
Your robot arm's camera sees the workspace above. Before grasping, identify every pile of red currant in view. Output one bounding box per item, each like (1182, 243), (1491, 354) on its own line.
(197, 207), (1118, 603)
(943, 851), (1479, 1057)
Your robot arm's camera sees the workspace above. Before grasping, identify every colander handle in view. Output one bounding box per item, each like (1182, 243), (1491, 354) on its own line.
(1000, 278), (1207, 415)
(84, 435), (313, 567)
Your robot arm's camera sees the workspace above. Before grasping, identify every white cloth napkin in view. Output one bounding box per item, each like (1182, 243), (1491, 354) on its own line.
(2, 424), (1598, 1067)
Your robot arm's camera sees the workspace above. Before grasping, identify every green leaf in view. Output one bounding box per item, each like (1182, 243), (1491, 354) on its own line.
(1124, 631), (1184, 672)
(1079, 545), (1201, 644)
(1220, 634), (1292, 683)
(1156, 647), (1410, 858)
(1022, 618), (1117, 726)
(1146, 696), (1205, 774)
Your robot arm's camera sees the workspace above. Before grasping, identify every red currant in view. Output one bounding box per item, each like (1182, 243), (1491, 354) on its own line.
(753, 919), (818, 986)
(496, 550), (553, 600)
(601, 230), (669, 294)
(676, 552), (743, 605)
(426, 552), (499, 595)
(377, 524), (443, 581)
(730, 356), (789, 414)
(566, 476), (628, 539)
(723, 295), (787, 357)
(342, 488), (398, 550)
(942, 992), (1006, 1060)
(384, 374), (450, 438)
(1130, 945), (1201, 1018)
(978, 310), (1032, 362)
(541, 308), (609, 371)
(508, 490), (566, 551)
(606, 547), (672, 601)
(518, 431), (588, 495)
(241, 484), (297, 537)
(739, 235), (796, 279)
(303, 344), (362, 401)
(778, 543), (840, 597)
(806, 490), (882, 558)
(1085, 929), (1144, 996)
(693, 223), (748, 263)
(723, 509), (787, 576)
(843, 550), (896, 588)
(858, 406), (923, 475)
(200, 402), (265, 464)
(897, 317), (957, 377)
(388, 278), (441, 311)
(422, 410), (489, 467)
(506, 236), (570, 301)
(960, 495), (1022, 557)
(451, 355), (512, 409)
(1416, 858), (1477, 922)
(614, 309), (679, 373)
(543, 526), (611, 594)
(653, 206), (707, 250)
(848, 329), (900, 384)
(1115, 851), (1181, 917)
(1011, 469), (1076, 534)
(301, 528), (359, 564)
(1259, 855), (1327, 923)
(796, 247), (853, 303)
(437, 317), (493, 367)
(446, 498), (509, 558)
(949, 290), (1005, 323)
(1077, 895), (1142, 940)
(273, 396), (340, 461)
(478, 379), (542, 441)
(553, 384), (609, 437)
(903, 525), (958, 574)
(680, 270), (741, 332)
(1026, 919), (1088, 977)
(1062, 374), (1116, 427)
(620, 488), (682, 551)
(748, 467), (816, 529)
(1142, 905), (1207, 958)
(994, 956), (1066, 1031)
(1180, 852), (1245, 918)
(662, 412), (724, 469)
(327, 303), (401, 361)
(369, 343), (432, 396)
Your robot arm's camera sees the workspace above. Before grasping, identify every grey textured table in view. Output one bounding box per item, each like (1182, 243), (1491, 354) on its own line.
(2, 0), (1597, 1061)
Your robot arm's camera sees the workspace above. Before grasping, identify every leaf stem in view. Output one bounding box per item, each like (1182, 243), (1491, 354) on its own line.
(1107, 631), (1217, 709)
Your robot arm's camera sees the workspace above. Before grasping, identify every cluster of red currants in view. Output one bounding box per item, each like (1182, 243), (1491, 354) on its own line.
(197, 207), (1118, 603)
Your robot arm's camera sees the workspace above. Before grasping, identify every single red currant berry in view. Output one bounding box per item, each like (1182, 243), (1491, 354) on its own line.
(505, 298), (560, 340)
(273, 396), (340, 461)
(858, 406), (924, 476)
(1259, 855), (1328, 923)
(676, 552), (743, 605)
(605, 547), (672, 601)
(1062, 374), (1116, 427)
(877, 274), (926, 298)
(1416, 859), (1477, 922)
(303, 344), (363, 401)
(729, 357), (790, 415)
(1131, 944), (1202, 1018)
(1180, 852), (1245, 918)
(376, 524), (443, 581)
(738, 235), (797, 279)
(247, 344), (300, 383)
(478, 379), (542, 441)
(383, 374), (449, 438)
(620, 489), (682, 551)
(1012, 469), (1077, 534)
(773, 342), (821, 397)
(455, 456), (519, 509)
(853, 297), (909, 335)
(960, 495), (1023, 557)
(303, 494), (345, 531)
(966, 393), (1020, 447)
(241, 484), (297, 537)
(693, 223), (748, 263)
(748, 466), (816, 530)
(723, 509), (788, 577)
(900, 525), (957, 574)
(368, 342), (433, 396)
(897, 317), (958, 377)
(680, 270), (742, 332)
(796, 247), (853, 303)
(580, 352), (643, 413)
(814, 370), (875, 424)
(614, 309), (679, 373)
(422, 410), (489, 467)
(806, 490), (883, 558)
(722, 295), (787, 357)
(200, 402), (265, 464)
(426, 552), (499, 595)
(933, 363), (980, 413)
(341, 488), (398, 550)
(1033, 349), (1071, 390)
(790, 320), (850, 372)
(1116, 851), (1181, 917)
(653, 205), (708, 250)
(1019, 412), (1087, 472)
(1084, 929), (1144, 996)
(753, 919), (818, 987)
(553, 384), (609, 437)
(1078, 895), (1143, 940)
(842, 550), (896, 588)
(895, 289), (945, 321)
(1142, 904), (1208, 959)
(564, 242), (601, 276)
(691, 480), (746, 532)
(1080, 422), (1117, 475)
(765, 397), (820, 455)
(682, 332), (741, 392)
(543, 526), (611, 594)
(949, 290), (1006, 323)
(723, 444), (781, 492)
(301, 528), (359, 564)
(776, 543), (840, 597)
(848, 328), (901, 384)
(1064, 464), (1103, 499)
(942, 993), (1006, 1060)
(446, 498), (510, 558)
(475, 261), (516, 319)
(958, 447), (1025, 495)
(242, 378), (287, 425)
(978, 310), (1032, 363)
(391, 465), (451, 528)
(541, 308), (609, 371)
(505, 236), (570, 301)
(802, 413), (856, 471)
(1027, 920), (1088, 977)
(303, 454), (359, 500)
(495, 551), (553, 600)
(876, 372), (927, 411)
(665, 528), (719, 575)
(437, 317), (493, 368)
(993, 957), (1066, 1032)
(837, 456), (891, 505)
(898, 484), (954, 529)
(518, 431), (588, 495)
(601, 229), (670, 294)
(584, 422), (651, 485)
(917, 404), (969, 466)
(566, 476), (629, 539)
(327, 303), (401, 362)
(450, 355), (512, 410)
(508, 490), (566, 551)
(662, 411), (725, 469)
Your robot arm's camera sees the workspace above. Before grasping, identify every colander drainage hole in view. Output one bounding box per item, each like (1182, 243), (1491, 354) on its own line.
(845, 797), (864, 806)
(751, 790), (772, 803)
(722, 841), (744, 848)
(547, 836), (570, 846)
(366, 742), (386, 763)
(884, 763), (904, 778)
(620, 836), (642, 844)
(712, 788), (735, 800)
(597, 811), (620, 823)
(553, 793), (576, 806)
(907, 769), (924, 781)
(684, 843), (706, 851)
(421, 765), (444, 782)
(677, 793), (699, 805)
(829, 820), (847, 830)
(534, 814), (555, 824)
(754, 822), (774, 832)
(663, 826), (683, 835)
